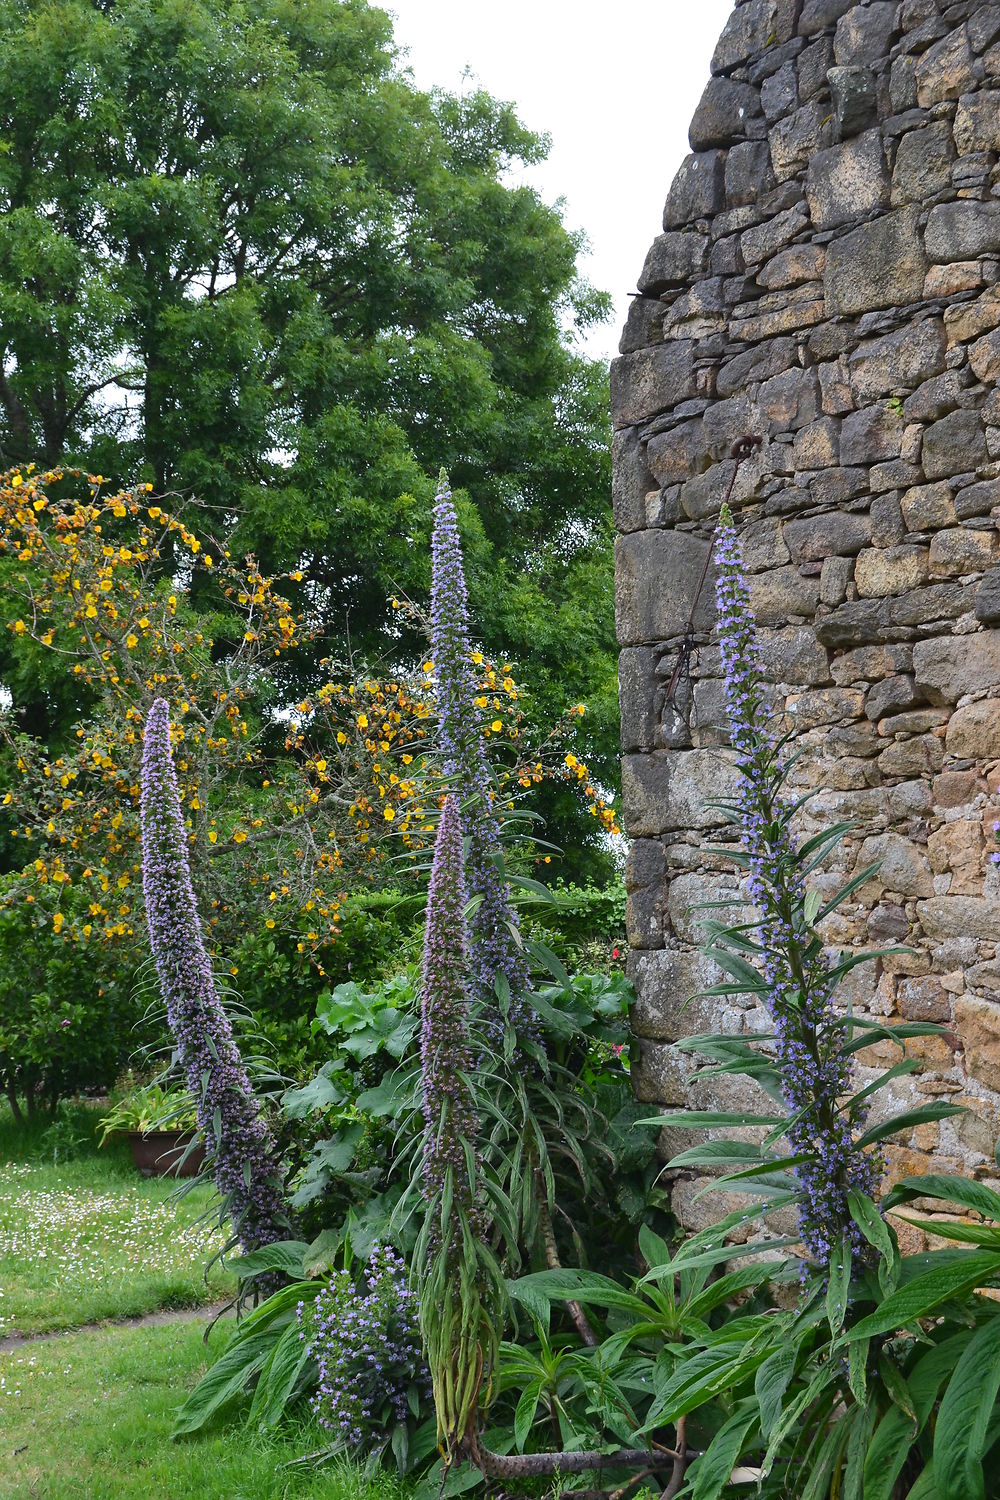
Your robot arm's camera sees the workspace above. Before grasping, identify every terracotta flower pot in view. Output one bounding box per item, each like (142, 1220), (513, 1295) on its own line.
(127, 1129), (206, 1178)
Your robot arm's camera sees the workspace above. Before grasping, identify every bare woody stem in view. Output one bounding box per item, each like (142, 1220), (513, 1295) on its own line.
(469, 1439), (671, 1479)
(535, 1178), (597, 1347)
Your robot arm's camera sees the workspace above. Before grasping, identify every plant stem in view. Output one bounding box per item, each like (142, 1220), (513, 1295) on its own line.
(535, 1180), (597, 1346)
(660, 1416), (687, 1500)
(469, 1437), (668, 1479)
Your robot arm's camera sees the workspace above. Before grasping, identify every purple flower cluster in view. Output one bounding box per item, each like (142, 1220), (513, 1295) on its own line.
(140, 697), (289, 1253)
(714, 506), (878, 1266)
(298, 1245), (427, 1447)
(430, 473), (532, 1034)
(420, 794), (480, 1226)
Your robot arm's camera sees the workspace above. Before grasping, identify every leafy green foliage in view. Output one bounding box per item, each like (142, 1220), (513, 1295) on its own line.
(0, 882), (143, 1115)
(228, 892), (424, 1078)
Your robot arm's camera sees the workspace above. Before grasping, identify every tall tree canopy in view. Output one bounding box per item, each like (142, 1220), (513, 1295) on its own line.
(0, 0), (617, 869)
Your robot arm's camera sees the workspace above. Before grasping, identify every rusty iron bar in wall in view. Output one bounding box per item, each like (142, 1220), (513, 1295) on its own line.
(662, 434), (763, 714)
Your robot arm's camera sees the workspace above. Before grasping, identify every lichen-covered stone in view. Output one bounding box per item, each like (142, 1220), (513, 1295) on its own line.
(825, 208), (927, 315)
(748, 565), (821, 624)
(855, 545), (930, 598)
(954, 90), (1000, 154)
(915, 25), (976, 107)
(945, 699), (1000, 759)
(928, 527), (999, 578)
(615, 530), (714, 646)
(638, 233), (709, 294)
(976, 568), (1000, 625)
(806, 130), (889, 230)
(921, 409), (987, 481)
(956, 479), (1000, 521)
(865, 674), (922, 722)
(901, 482), (957, 532)
(858, 832), (934, 898)
(914, 631), (1000, 704)
(926, 200), (1000, 262)
(690, 77), (762, 151)
(955, 995), (1000, 1091)
(610, 344), (697, 429)
(663, 151), (728, 228)
(891, 121), (957, 207)
(840, 405), (906, 466)
(768, 101), (827, 181)
(850, 320), (947, 404)
(828, 66), (878, 138)
(784, 511), (871, 562)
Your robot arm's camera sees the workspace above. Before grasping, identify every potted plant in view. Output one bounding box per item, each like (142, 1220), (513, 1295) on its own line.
(98, 1079), (205, 1177)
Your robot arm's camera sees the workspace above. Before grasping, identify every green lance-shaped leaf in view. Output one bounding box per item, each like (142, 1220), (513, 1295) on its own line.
(826, 1235), (852, 1335)
(755, 1341), (799, 1440)
(882, 1174), (1000, 1222)
(845, 1252), (1000, 1342)
(932, 1311), (1000, 1500)
(863, 1405), (918, 1500)
(686, 1402), (759, 1500)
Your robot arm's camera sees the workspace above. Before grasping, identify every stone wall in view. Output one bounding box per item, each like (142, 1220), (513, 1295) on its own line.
(614, 0), (1000, 1229)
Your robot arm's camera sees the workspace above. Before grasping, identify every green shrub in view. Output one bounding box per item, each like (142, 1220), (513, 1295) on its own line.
(0, 886), (142, 1119)
(521, 880), (625, 973)
(228, 890), (424, 1078)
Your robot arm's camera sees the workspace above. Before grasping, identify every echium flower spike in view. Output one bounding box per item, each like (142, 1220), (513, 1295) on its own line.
(714, 504), (879, 1267)
(430, 471), (531, 1033)
(417, 793), (498, 1462)
(420, 793), (480, 1218)
(140, 697), (289, 1252)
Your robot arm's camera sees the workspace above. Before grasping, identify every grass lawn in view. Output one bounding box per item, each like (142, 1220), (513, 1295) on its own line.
(0, 1103), (233, 1336)
(0, 1317), (407, 1499)
(0, 1102), (408, 1497)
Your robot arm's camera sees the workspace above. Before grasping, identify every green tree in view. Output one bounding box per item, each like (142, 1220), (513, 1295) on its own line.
(0, 0), (617, 868)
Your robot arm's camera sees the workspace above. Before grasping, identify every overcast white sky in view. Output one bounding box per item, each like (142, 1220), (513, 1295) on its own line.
(386, 0), (735, 363)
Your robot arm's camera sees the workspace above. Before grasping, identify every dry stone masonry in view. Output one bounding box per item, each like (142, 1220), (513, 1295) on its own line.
(614, 0), (1000, 1236)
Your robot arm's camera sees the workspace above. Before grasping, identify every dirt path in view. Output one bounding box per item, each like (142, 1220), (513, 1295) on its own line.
(0, 1301), (232, 1355)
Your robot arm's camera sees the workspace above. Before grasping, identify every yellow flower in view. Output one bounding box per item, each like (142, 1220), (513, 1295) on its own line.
(12, 620), (26, 634)
(491, 720), (502, 733)
(52, 912), (63, 933)
(232, 830), (247, 843)
(208, 831), (218, 844)
(384, 807), (395, 821)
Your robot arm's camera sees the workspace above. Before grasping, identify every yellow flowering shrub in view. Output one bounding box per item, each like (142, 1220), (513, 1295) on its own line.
(0, 469), (617, 972)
